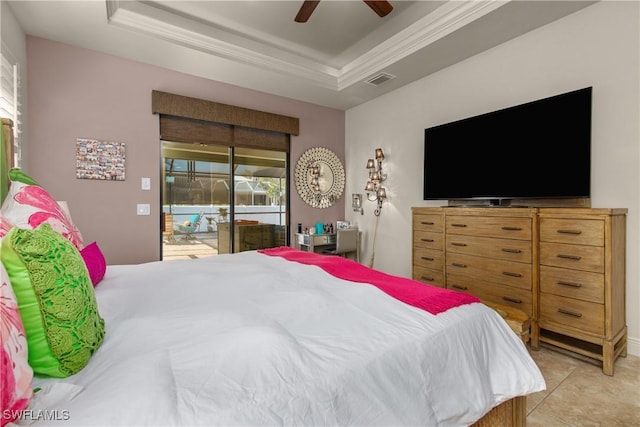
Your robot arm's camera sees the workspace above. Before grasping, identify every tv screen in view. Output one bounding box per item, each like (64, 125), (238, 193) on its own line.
(423, 87), (592, 203)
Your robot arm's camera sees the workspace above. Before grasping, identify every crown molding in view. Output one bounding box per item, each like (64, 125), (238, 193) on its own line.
(106, 0), (509, 92)
(337, 1), (507, 89)
(106, 0), (340, 89)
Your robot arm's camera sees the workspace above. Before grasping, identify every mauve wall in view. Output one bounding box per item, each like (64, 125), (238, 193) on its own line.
(26, 37), (345, 265)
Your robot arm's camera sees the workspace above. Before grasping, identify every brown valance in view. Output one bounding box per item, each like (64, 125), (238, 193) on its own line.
(151, 90), (299, 136)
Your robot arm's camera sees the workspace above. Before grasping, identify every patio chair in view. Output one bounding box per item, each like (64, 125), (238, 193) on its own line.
(175, 212), (204, 240)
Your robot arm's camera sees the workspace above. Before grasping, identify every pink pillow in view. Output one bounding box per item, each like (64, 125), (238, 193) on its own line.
(0, 263), (33, 426)
(1, 169), (84, 250)
(81, 241), (107, 286)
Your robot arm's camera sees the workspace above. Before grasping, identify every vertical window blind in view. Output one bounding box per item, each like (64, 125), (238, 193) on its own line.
(1, 44), (21, 167)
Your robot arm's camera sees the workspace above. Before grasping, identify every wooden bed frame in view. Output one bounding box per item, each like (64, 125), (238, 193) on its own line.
(0, 117), (528, 426)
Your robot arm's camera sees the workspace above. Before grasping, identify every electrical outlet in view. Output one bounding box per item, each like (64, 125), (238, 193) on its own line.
(137, 204), (150, 215)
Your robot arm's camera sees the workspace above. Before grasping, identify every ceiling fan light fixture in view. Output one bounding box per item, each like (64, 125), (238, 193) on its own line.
(363, 1), (394, 18)
(295, 0), (393, 23)
(294, 0), (320, 23)
(365, 72), (396, 86)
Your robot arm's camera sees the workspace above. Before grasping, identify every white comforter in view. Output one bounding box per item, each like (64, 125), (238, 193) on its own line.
(24, 251), (545, 426)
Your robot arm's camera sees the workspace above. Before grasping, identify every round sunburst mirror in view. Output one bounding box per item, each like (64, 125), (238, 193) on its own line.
(294, 147), (345, 208)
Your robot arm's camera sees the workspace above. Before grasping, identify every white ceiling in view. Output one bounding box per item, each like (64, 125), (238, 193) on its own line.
(8, 0), (596, 110)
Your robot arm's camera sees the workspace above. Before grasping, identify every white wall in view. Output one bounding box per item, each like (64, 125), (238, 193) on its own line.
(345, 1), (640, 356)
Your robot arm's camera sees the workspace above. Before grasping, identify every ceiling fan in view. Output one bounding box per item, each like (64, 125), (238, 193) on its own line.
(294, 1), (394, 23)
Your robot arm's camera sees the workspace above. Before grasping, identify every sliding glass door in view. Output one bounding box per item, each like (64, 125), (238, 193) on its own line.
(162, 141), (288, 259)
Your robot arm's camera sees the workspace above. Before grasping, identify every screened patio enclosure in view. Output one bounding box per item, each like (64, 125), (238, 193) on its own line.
(162, 141), (288, 259)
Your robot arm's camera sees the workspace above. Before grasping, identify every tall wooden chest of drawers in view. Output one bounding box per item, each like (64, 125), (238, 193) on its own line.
(538, 208), (627, 375)
(411, 206), (627, 374)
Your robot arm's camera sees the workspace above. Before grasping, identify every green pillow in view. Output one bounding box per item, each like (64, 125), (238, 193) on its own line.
(1, 223), (105, 377)
(8, 167), (40, 185)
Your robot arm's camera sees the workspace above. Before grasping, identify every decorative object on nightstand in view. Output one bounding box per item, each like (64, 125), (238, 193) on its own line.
(336, 221), (350, 230)
(294, 147), (345, 209)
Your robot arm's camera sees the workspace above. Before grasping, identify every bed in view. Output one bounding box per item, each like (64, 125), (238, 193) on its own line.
(1, 118), (545, 426)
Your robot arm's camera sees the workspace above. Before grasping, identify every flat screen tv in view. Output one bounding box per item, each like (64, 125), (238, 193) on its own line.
(423, 87), (592, 205)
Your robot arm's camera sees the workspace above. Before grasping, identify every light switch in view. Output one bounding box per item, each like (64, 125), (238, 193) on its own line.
(141, 177), (151, 190)
(137, 204), (150, 215)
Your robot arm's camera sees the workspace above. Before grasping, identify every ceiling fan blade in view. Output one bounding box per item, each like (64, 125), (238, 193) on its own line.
(295, 1), (321, 23)
(363, 1), (393, 17)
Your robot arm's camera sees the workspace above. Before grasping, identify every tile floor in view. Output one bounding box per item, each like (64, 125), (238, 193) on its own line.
(526, 345), (640, 426)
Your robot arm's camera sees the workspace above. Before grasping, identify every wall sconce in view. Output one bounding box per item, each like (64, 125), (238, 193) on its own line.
(352, 193), (363, 215)
(364, 148), (387, 216)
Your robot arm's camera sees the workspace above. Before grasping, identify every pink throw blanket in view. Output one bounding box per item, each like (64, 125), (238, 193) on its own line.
(258, 247), (480, 315)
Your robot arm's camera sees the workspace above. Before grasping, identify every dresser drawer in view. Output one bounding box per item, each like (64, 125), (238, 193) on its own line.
(447, 253), (532, 290)
(540, 218), (604, 246)
(413, 266), (444, 288)
(540, 293), (604, 335)
(540, 242), (604, 273)
(414, 214), (443, 232)
(540, 266), (604, 303)
(447, 273), (532, 316)
(446, 215), (531, 240)
(446, 234), (531, 263)
(413, 230), (443, 250)
(413, 247), (444, 271)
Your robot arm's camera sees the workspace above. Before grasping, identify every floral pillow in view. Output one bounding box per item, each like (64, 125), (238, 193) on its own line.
(0, 213), (14, 238)
(1, 223), (104, 378)
(1, 169), (84, 250)
(1, 263), (34, 426)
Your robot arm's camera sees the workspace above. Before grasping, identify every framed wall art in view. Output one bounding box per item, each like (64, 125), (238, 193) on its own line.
(76, 138), (126, 181)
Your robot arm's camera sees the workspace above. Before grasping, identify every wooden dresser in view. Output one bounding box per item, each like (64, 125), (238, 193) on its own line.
(412, 207), (538, 344)
(411, 206), (627, 374)
(537, 208), (627, 375)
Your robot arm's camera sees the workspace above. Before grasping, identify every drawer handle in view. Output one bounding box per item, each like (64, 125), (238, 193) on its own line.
(557, 280), (583, 288)
(451, 223), (467, 228)
(421, 238), (434, 243)
(557, 229), (583, 235)
(502, 271), (523, 278)
(451, 242), (467, 247)
(451, 284), (468, 291)
(557, 254), (582, 261)
(558, 308), (583, 318)
(421, 221), (435, 225)
(501, 226), (522, 231)
(502, 296), (522, 304)
(421, 276), (434, 282)
(501, 248), (522, 254)
(451, 262), (467, 268)
(421, 256), (435, 261)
